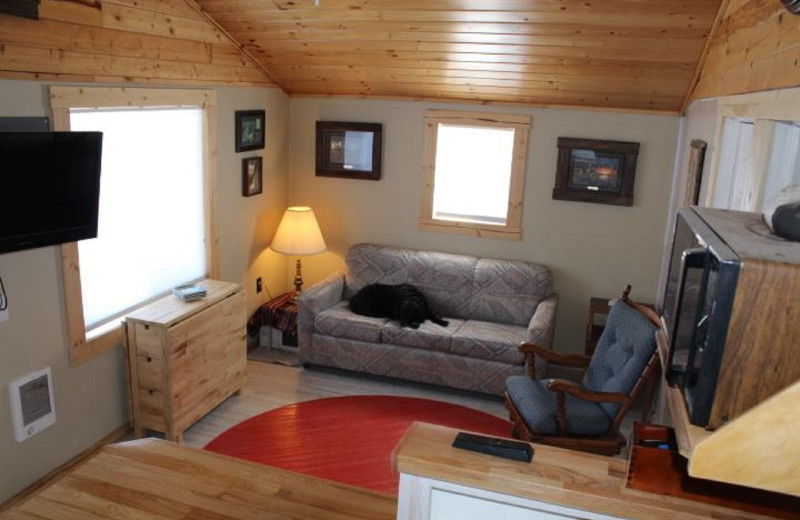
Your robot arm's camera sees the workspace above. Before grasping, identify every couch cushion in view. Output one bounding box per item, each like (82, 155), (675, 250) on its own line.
(505, 376), (611, 436)
(314, 301), (388, 343)
(381, 318), (465, 353)
(450, 320), (527, 364)
(470, 258), (553, 326)
(408, 251), (477, 318)
(344, 244), (414, 299)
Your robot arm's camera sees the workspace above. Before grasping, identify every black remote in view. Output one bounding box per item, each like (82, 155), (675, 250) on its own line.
(452, 432), (533, 462)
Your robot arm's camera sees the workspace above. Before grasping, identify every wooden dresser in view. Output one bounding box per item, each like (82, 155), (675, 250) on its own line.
(124, 279), (246, 443)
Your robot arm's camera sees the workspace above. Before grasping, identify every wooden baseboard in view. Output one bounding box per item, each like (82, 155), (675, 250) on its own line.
(0, 423), (132, 513)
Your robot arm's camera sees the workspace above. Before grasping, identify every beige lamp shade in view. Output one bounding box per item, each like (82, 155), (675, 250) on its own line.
(271, 206), (326, 256)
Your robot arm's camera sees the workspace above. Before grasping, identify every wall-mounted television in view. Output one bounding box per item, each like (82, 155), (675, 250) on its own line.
(0, 132), (103, 255)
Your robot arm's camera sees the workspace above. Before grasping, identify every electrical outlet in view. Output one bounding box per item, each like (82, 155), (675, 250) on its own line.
(256, 277), (263, 294)
(0, 309), (8, 323)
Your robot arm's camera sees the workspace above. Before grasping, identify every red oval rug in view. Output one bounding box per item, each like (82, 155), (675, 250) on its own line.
(204, 395), (512, 495)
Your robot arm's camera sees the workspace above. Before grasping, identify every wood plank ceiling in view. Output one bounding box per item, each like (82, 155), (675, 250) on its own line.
(194, 0), (725, 113)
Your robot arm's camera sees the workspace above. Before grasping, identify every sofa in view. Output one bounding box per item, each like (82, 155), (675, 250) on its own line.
(297, 243), (558, 395)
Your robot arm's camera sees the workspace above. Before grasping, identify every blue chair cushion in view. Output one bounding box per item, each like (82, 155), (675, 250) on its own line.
(505, 375), (611, 436)
(582, 300), (657, 418)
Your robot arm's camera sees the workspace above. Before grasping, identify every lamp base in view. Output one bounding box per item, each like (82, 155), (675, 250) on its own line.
(293, 258), (303, 301)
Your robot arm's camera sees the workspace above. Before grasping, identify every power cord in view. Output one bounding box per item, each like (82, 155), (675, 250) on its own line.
(0, 276), (7, 311)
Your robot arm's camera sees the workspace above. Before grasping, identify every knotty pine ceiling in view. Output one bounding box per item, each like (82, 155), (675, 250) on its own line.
(194, 0), (724, 113)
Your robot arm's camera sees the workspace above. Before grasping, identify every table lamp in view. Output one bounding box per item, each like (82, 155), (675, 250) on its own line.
(271, 206), (326, 300)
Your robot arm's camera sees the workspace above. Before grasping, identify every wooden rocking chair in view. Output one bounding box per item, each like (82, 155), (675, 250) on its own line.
(503, 285), (661, 456)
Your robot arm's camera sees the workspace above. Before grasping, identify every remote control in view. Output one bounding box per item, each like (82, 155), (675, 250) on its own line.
(452, 432), (533, 462)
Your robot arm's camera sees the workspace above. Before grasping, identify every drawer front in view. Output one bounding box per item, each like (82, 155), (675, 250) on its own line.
(137, 388), (166, 431)
(131, 322), (166, 360)
(167, 291), (247, 432)
(136, 354), (164, 393)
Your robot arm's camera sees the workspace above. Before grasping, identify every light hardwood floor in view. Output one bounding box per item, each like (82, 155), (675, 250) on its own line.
(181, 356), (508, 448)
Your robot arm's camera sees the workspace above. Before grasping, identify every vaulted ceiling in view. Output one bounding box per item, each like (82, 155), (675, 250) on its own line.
(194, 0), (725, 113)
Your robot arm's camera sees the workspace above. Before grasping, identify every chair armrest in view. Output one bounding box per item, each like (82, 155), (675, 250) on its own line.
(518, 343), (590, 378)
(297, 272), (345, 350)
(546, 379), (629, 404)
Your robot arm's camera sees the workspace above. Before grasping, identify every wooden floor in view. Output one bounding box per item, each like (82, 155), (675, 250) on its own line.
(181, 355), (508, 449)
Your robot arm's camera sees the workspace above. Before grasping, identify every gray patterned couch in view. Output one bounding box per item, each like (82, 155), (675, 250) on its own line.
(297, 243), (558, 395)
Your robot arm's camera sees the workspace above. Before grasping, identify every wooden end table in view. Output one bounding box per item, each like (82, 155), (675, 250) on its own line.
(585, 296), (655, 356)
(252, 291), (299, 350)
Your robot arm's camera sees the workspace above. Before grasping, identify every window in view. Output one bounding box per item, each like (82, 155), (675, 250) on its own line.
(420, 110), (531, 240)
(705, 89), (800, 212)
(50, 87), (219, 366)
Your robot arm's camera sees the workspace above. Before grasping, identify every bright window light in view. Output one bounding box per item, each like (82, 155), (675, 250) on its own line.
(432, 124), (515, 226)
(70, 107), (206, 328)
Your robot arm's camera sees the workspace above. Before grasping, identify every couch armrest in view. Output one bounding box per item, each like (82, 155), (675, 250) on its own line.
(525, 293), (558, 378)
(297, 272), (345, 350)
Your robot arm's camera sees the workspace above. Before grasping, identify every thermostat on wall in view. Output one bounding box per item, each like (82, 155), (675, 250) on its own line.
(9, 367), (56, 442)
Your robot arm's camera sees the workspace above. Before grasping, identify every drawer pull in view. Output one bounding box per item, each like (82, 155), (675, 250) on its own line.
(146, 356), (152, 363)
(149, 389), (154, 395)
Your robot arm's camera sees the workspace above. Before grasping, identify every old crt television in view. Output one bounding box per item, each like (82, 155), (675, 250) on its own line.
(661, 207), (800, 429)
(0, 132), (103, 255)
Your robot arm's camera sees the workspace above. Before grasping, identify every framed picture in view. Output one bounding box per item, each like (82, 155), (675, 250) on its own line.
(552, 137), (640, 206)
(316, 121), (382, 180)
(235, 110), (265, 152)
(242, 156), (262, 197)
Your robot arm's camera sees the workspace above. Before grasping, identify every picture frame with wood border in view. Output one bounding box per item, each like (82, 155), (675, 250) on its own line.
(235, 110), (265, 153)
(315, 121), (382, 180)
(242, 156), (262, 197)
(552, 137), (640, 206)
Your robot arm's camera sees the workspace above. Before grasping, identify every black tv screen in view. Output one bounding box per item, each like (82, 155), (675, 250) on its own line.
(0, 132), (103, 255)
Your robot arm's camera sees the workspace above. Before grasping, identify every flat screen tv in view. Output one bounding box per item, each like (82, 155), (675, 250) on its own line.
(0, 131), (103, 255)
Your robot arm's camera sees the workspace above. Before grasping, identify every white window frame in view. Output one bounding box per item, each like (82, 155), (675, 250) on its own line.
(419, 110), (531, 240)
(704, 88), (800, 212)
(50, 87), (219, 366)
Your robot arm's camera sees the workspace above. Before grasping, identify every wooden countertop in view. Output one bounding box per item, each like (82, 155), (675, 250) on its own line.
(392, 422), (783, 520)
(2, 438), (396, 520)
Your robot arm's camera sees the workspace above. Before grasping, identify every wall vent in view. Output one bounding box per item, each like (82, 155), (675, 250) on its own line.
(9, 367), (56, 442)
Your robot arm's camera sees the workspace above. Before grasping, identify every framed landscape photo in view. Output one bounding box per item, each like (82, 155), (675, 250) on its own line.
(315, 121), (382, 180)
(552, 137), (640, 206)
(242, 156), (262, 197)
(235, 110), (265, 152)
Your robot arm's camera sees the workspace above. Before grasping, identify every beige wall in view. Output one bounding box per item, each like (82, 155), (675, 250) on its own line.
(0, 79), (289, 503)
(287, 98), (680, 353)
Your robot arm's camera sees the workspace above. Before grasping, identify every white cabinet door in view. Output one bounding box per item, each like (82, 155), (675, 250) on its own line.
(398, 474), (623, 520)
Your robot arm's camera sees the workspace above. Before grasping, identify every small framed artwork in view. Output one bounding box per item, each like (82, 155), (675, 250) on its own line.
(242, 156), (263, 197)
(552, 137), (640, 206)
(235, 110), (265, 153)
(316, 121), (382, 180)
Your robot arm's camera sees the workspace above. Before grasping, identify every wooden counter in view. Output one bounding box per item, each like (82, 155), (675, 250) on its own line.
(1, 439), (396, 520)
(392, 422), (788, 520)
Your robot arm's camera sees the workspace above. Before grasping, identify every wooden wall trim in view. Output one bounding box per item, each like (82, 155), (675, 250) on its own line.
(690, 0), (800, 102)
(181, 0), (285, 93)
(680, 0), (731, 113)
(0, 0), (275, 87)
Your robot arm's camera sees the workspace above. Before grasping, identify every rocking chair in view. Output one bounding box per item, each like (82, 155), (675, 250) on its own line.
(503, 285), (661, 456)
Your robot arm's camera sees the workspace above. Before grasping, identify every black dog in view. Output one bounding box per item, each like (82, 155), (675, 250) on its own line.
(349, 283), (449, 329)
